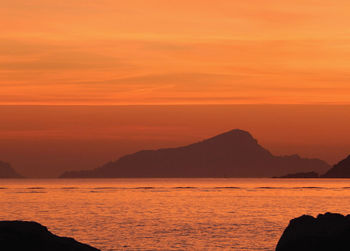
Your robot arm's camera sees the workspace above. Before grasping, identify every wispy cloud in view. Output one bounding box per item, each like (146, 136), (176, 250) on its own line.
(1, 0), (350, 104)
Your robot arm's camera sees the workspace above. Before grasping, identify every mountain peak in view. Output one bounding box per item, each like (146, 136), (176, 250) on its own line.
(200, 129), (257, 146)
(60, 129), (330, 178)
(220, 129), (252, 137)
(206, 129), (254, 141)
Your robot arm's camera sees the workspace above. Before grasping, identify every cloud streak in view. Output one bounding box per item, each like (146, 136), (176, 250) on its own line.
(1, 0), (350, 104)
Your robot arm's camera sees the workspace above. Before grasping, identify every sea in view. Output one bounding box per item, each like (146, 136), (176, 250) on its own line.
(1, 178), (350, 250)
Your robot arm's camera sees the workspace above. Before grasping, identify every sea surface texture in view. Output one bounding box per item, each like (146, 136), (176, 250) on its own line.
(1, 178), (350, 250)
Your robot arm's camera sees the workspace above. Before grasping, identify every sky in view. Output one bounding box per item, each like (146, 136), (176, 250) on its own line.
(1, 1), (350, 177)
(1, 0), (350, 105)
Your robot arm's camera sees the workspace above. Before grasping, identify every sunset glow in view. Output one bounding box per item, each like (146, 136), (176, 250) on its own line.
(2, 2), (350, 250)
(2, 0), (350, 105)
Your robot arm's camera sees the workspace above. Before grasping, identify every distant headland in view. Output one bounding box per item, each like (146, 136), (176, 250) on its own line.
(60, 129), (330, 178)
(321, 155), (350, 178)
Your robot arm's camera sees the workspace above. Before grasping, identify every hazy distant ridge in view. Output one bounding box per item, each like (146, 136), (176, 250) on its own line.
(60, 129), (330, 178)
(0, 161), (22, 178)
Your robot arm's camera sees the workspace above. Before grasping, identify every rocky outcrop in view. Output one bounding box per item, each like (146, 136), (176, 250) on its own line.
(60, 129), (330, 178)
(274, 171), (319, 178)
(0, 161), (22, 178)
(322, 155), (350, 178)
(0, 221), (99, 251)
(276, 212), (350, 251)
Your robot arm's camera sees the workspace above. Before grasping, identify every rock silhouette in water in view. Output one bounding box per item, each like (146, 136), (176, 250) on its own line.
(0, 161), (22, 178)
(274, 171), (319, 178)
(276, 212), (350, 251)
(60, 129), (330, 178)
(321, 155), (350, 178)
(0, 221), (99, 251)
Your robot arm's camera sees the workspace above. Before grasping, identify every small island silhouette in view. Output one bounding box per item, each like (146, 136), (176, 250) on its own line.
(273, 171), (319, 178)
(60, 129), (330, 178)
(278, 155), (350, 178)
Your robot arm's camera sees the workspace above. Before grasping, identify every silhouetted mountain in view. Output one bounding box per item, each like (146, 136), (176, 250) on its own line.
(321, 155), (350, 178)
(0, 161), (22, 178)
(0, 220), (99, 251)
(60, 129), (330, 178)
(274, 171), (319, 178)
(276, 212), (350, 251)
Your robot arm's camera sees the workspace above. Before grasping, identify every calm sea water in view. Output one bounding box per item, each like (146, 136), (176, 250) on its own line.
(1, 178), (350, 250)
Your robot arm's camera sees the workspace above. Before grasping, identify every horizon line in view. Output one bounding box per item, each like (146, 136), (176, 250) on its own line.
(1, 102), (350, 106)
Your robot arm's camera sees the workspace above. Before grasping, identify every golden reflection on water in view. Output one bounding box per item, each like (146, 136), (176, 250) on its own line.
(1, 178), (350, 250)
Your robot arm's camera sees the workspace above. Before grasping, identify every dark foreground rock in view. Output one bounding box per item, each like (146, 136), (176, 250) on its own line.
(273, 171), (319, 178)
(276, 212), (350, 251)
(0, 221), (100, 251)
(322, 155), (350, 178)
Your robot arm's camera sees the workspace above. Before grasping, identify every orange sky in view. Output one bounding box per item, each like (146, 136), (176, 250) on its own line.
(1, 1), (350, 177)
(1, 0), (350, 105)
